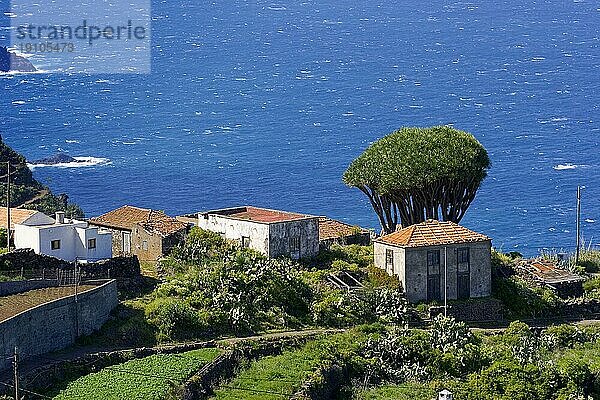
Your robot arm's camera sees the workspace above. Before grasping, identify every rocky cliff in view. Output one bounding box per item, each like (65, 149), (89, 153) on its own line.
(0, 47), (36, 72)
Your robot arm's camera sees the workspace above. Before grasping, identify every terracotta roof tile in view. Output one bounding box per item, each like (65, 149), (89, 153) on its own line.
(138, 210), (187, 237)
(376, 220), (490, 248)
(318, 217), (368, 241)
(0, 207), (39, 229)
(90, 205), (152, 230)
(203, 206), (314, 224)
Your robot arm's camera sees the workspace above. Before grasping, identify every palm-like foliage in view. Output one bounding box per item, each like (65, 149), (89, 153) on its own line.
(343, 126), (490, 233)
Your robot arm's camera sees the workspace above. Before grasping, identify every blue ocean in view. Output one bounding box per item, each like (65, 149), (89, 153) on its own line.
(1, 0), (599, 256)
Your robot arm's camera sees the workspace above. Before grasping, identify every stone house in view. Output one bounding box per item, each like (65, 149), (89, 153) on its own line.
(14, 211), (112, 262)
(196, 206), (319, 259)
(374, 219), (492, 303)
(89, 205), (187, 261)
(318, 217), (371, 249)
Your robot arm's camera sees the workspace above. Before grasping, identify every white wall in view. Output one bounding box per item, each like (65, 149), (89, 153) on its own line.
(14, 221), (112, 262)
(198, 214), (270, 255)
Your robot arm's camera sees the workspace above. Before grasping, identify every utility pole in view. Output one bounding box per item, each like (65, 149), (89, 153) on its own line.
(6, 162), (11, 251)
(74, 258), (80, 338)
(13, 346), (19, 400)
(444, 246), (448, 318)
(576, 186), (582, 266)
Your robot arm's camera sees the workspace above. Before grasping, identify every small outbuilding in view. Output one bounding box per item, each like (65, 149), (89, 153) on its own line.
(196, 206), (319, 259)
(374, 220), (492, 303)
(89, 205), (187, 261)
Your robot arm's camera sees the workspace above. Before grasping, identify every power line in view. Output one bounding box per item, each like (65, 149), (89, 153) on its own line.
(0, 380), (52, 399)
(216, 384), (292, 397)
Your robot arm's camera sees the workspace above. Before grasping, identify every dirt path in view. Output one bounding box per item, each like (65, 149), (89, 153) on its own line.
(16, 188), (49, 208)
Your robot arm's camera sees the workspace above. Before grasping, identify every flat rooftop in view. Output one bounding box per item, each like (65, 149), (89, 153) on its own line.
(200, 206), (314, 224)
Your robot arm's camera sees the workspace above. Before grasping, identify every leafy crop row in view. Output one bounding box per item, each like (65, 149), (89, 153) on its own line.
(53, 348), (221, 400)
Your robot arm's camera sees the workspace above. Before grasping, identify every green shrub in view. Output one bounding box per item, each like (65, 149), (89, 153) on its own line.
(355, 383), (437, 400)
(310, 244), (374, 270)
(576, 250), (600, 273)
(452, 360), (554, 400)
(583, 277), (600, 299)
(493, 276), (560, 319)
(145, 298), (209, 342)
(366, 265), (401, 289)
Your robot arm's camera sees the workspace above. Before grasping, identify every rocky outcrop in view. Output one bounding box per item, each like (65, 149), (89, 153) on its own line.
(0, 46), (36, 72)
(30, 153), (78, 165)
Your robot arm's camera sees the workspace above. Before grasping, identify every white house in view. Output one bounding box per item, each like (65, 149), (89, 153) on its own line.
(196, 206), (320, 259)
(14, 211), (112, 262)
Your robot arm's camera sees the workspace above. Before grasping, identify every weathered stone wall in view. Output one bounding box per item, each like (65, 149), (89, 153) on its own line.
(429, 298), (504, 322)
(268, 218), (319, 259)
(0, 249), (140, 280)
(291, 361), (348, 400)
(198, 214), (271, 255)
(375, 241), (492, 303)
(0, 248), (67, 271)
(0, 279), (58, 296)
(132, 224), (186, 261)
(0, 280), (118, 372)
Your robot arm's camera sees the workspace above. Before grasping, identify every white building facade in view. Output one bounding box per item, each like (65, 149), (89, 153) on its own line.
(197, 206), (320, 259)
(14, 212), (112, 262)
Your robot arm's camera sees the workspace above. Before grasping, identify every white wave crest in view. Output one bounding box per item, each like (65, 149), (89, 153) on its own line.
(27, 156), (111, 170)
(553, 164), (577, 170)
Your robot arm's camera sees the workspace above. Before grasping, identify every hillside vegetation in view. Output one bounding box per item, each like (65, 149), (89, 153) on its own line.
(0, 136), (83, 217)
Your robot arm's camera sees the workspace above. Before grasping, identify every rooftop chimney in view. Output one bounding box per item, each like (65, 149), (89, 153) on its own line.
(55, 211), (65, 224)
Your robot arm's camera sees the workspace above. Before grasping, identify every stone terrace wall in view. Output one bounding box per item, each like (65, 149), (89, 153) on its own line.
(0, 280), (118, 372)
(0, 249), (141, 279)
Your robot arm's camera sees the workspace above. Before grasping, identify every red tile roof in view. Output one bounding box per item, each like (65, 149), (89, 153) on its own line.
(376, 219), (490, 248)
(139, 211), (187, 238)
(203, 206), (314, 223)
(90, 205), (152, 230)
(0, 207), (39, 229)
(91, 206), (185, 236)
(318, 217), (368, 241)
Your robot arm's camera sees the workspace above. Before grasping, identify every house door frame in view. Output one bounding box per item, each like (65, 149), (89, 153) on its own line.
(427, 250), (441, 302)
(122, 231), (131, 254)
(457, 247), (471, 300)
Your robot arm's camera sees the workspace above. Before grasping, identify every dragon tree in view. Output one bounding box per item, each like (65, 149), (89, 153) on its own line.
(343, 126), (490, 234)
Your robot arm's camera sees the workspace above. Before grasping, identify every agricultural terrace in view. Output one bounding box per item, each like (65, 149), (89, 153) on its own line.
(212, 329), (368, 400)
(52, 348), (221, 400)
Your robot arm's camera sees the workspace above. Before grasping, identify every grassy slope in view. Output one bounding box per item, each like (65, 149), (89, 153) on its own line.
(355, 383), (437, 400)
(53, 348), (221, 400)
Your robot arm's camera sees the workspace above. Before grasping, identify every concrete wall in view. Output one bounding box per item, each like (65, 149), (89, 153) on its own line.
(198, 215), (271, 255)
(268, 218), (319, 259)
(375, 240), (492, 303)
(0, 280), (118, 372)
